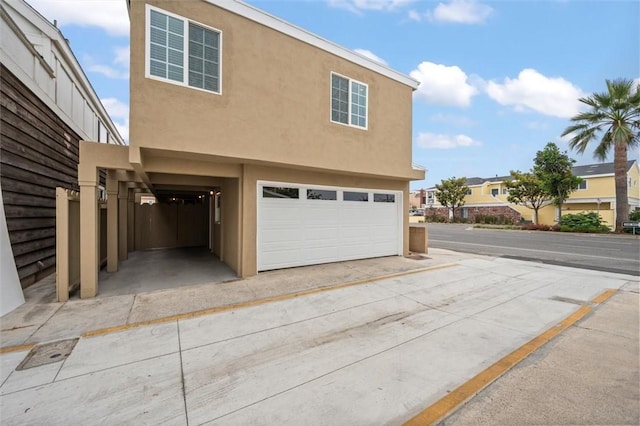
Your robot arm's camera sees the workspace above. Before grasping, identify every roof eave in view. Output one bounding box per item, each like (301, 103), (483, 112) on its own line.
(204, 0), (419, 89)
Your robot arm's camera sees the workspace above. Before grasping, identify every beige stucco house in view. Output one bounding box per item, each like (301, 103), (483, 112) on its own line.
(77, 0), (424, 297)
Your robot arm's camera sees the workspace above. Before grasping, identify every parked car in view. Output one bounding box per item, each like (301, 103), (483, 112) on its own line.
(410, 209), (425, 216)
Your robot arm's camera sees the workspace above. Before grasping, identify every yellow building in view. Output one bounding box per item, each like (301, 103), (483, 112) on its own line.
(422, 160), (640, 227)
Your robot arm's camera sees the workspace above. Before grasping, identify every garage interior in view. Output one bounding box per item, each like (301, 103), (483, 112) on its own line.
(95, 169), (238, 297)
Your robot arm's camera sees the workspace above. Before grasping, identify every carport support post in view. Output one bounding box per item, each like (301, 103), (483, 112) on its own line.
(106, 171), (119, 273)
(79, 171), (99, 298)
(127, 189), (135, 252)
(118, 181), (128, 261)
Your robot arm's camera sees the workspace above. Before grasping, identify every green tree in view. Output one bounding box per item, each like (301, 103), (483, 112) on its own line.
(506, 171), (552, 225)
(435, 177), (469, 221)
(561, 79), (640, 232)
(533, 142), (583, 221)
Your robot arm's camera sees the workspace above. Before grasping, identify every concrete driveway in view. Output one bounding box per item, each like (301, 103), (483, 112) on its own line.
(0, 252), (637, 425)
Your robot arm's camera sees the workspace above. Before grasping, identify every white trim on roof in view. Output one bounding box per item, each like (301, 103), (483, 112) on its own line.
(204, 0), (419, 90)
(3, 0), (125, 145)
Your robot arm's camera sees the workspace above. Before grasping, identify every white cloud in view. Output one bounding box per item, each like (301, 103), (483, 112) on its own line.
(410, 0), (493, 24)
(26, 0), (129, 36)
(113, 46), (130, 68)
(354, 49), (388, 66)
(84, 46), (129, 80)
(328, 0), (416, 13)
(408, 9), (422, 21)
(485, 69), (586, 118)
(410, 62), (479, 107)
(101, 98), (129, 143)
(87, 64), (128, 79)
(430, 0), (493, 23)
(430, 113), (477, 126)
(416, 132), (481, 149)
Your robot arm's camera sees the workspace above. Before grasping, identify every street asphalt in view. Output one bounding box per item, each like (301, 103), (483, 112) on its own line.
(427, 223), (640, 276)
(0, 249), (638, 425)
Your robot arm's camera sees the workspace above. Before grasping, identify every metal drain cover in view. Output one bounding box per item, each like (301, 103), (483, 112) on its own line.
(16, 338), (78, 370)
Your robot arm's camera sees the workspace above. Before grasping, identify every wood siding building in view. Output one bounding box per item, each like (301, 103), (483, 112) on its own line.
(0, 0), (124, 287)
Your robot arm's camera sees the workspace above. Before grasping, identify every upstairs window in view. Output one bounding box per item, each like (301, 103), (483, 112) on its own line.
(147, 6), (221, 94)
(576, 180), (587, 190)
(331, 73), (367, 129)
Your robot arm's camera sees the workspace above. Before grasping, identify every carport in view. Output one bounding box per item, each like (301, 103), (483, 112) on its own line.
(74, 142), (243, 298)
(96, 247), (237, 297)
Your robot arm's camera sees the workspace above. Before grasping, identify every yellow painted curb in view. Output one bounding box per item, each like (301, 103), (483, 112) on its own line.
(0, 343), (36, 355)
(81, 263), (460, 339)
(404, 288), (618, 426)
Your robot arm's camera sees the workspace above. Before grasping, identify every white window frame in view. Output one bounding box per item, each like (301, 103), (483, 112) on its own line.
(330, 72), (368, 130)
(145, 5), (222, 95)
(576, 180), (587, 190)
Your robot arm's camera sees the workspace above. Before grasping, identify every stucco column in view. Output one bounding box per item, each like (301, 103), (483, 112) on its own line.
(118, 181), (129, 261)
(79, 172), (99, 298)
(106, 171), (119, 272)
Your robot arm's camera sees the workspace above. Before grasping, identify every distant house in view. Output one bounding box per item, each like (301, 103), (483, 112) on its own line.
(73, 0), (424, 298)
(0, 0), (124, 289)
(421, 160), (640, 226)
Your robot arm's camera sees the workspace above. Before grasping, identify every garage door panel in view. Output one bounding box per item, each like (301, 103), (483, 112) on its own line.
(258, 183), (401, 271)
(303, 209), (340, 225)
(260, 228), (300, 245)
(259, 249), (302, 269)
(301, 246), (339, 263)
(260, 207), (302, 224)
(304, 226), (340, 241)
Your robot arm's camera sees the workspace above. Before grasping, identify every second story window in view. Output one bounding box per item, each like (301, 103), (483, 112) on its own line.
(147, 6), (221, 94)
(331, 73), (367, 129)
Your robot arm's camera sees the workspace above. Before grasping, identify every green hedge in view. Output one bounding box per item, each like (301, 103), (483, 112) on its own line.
(559, 212), (610, 233)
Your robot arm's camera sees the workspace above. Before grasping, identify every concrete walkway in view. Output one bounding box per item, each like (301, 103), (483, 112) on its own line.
(441, 288), (640, 426)
(0, 249), (638, 425)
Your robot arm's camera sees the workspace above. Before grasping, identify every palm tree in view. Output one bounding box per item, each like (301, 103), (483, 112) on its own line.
(562, 79), (640, 231)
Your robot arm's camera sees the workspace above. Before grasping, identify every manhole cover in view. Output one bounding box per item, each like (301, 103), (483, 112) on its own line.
(16, 338), (78, 370)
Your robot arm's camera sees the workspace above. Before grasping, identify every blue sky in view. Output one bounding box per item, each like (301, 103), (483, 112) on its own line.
(28, 0), (639, 189)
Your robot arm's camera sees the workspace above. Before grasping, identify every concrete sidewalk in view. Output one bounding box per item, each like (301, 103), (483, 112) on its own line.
(1, 249), (470, 349)
(441, 288), (640, 426)
(0, 250), (638, 425)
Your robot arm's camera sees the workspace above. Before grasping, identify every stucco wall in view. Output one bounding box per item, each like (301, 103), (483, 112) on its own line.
(129, 0), (415, 180)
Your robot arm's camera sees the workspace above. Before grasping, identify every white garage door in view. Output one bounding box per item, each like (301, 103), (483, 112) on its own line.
(257, 182), (402, 271)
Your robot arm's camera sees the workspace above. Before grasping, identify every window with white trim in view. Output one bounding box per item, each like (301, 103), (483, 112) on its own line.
(331, 73), (367, 129)
(147, 6), (221, 93)
(576, 180), (587, 190)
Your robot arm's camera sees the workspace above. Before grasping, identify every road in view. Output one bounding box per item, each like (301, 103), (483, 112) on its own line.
(426, 223), (640, 276)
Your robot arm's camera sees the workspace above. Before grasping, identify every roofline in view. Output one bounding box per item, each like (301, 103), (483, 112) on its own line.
(8, 0), (125, 145)
(204, 0), (420, 90)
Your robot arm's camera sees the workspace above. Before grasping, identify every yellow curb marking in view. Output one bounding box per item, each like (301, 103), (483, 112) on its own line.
(81, 263), (460, 338)
(404, 288), (618, 426)
(0, 343), (36, 355)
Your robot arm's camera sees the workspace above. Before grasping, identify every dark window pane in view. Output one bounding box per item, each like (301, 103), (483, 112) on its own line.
(263, 187), (299, 199)
(306, 189), (337, 200)
(149, 60), (166, 78)
(344, 191), (368, 201)
(374, 193), (395, 203)
(188, 23), (220, 92)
